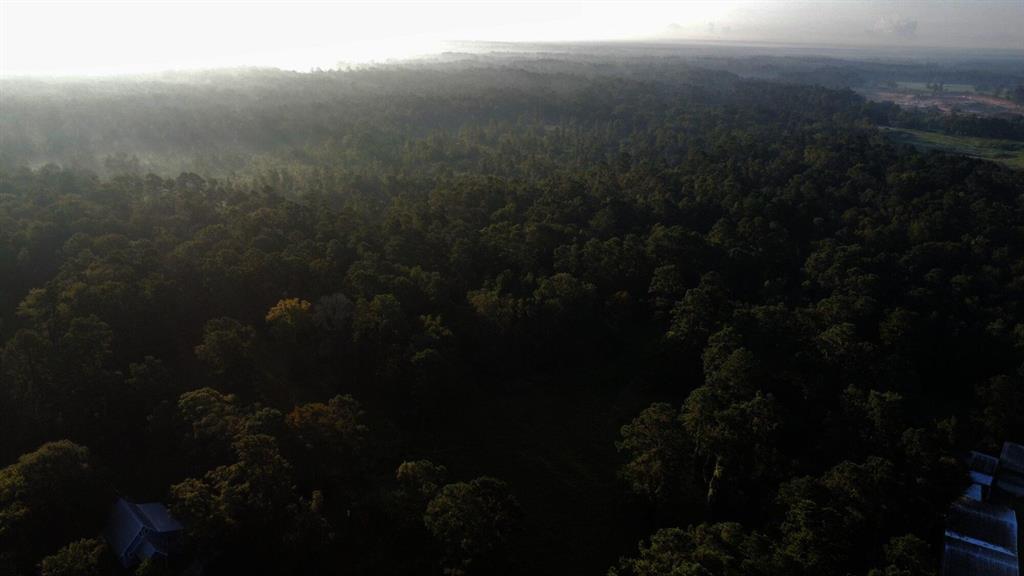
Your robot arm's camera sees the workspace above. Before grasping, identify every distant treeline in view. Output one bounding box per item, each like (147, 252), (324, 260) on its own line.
(3, 54), (1022, 176)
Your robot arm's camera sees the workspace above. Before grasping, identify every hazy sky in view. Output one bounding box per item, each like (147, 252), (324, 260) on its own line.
(1, 1), (1022, 76)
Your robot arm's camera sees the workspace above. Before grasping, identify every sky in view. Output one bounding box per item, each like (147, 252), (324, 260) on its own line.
(1, 0), (1022, 76)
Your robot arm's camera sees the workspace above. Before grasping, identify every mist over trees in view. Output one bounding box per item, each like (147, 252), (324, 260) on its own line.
(1, 54), (1023, 575)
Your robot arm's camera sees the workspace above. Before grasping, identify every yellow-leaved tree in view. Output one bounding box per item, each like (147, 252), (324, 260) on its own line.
(265, 298), (313, 342)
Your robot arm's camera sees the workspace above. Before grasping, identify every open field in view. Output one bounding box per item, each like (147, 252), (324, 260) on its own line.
(883, 127), (1024, 169)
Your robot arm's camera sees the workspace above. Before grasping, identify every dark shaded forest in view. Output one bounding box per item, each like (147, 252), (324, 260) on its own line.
(2, 55), (1024, 576)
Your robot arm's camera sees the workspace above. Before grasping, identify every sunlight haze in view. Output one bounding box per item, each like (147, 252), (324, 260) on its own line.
(2, 0), (1021, 77)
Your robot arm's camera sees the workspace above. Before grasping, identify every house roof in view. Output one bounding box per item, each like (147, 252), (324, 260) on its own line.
(943, 538), (1019, 576)
(970, 471), (994, 487)
(995, 472), (1024, 499)
(104, 498), (184, 567)
(136, 502), (184, 533)
(963, 484), (984, 501)
(945, 497), (1018, 556)
(1001, 442), (1024, 475)
(106, 499), (143, 559)
(943, 446), (1022, 576)
(943, 496), (1020, 576)
(968, 451), (1000, 476)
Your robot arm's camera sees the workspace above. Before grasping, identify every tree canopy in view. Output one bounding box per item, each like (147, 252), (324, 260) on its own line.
(1, 52), (1022, 575)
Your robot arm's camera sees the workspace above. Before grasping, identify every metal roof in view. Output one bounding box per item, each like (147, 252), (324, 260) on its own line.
(136, 502), (184, 533)
(103, 498), (184, 568)
(963, 484), (984, 501)
(970, 471), (994, 487)
(1001, 442), (1024, 475)
(968, 451), (1000, 475)
(995, 473), (1024, 499)
(945, 498), (1018, 556)
(944, 446), (1022, 576)
(943, 538), (1019, 576)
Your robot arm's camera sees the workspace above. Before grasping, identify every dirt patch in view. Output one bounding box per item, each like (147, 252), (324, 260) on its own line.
(859, 89), (1024, 117)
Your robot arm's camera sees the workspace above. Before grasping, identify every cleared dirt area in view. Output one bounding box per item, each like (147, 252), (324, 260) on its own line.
(859, 88), (1024, 116)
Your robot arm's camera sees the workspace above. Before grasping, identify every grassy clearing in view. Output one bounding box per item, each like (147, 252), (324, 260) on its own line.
(882, 127), (1024, 170)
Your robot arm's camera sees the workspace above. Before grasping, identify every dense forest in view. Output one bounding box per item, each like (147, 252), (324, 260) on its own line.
(2, 55), (1024, 576)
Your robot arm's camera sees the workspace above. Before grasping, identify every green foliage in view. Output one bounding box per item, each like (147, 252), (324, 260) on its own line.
(396, 460), (448, 502)
(284, 395), (368, 486)
(170, 434), (300, 546)
(882, 128), (1024, 170)
(2, 55), (1022, 575)
(134, 557), (175, 576)
(0, 442), (108, 572)
(194, 317), (260, 379)
(266, 298), (314, 342)
(666, 272), (729, 348)
(616, 403), (689, 502)
(424, 477), (522, 575)
(973, 373), (1024, 443)
(867, 534), (936, 576)
(777, 457), (896, 574)
(39, 538), (108, 576)
(610, 523), (775, 576)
